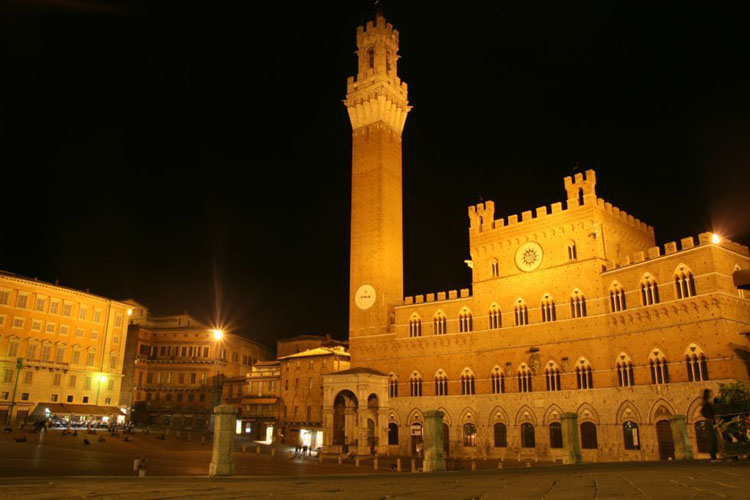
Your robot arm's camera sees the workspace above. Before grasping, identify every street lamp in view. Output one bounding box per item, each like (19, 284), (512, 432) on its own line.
(6, 357), (24, 426)
(211, 329), (224, 341)
(711, 233), (721, 244)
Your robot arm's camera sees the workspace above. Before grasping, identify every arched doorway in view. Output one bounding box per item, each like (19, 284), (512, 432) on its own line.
(333, 390), (358, 452)
(443, 422), (450, 457)
(367, 418), (376, 454)
(367, 394), (379, 454)
(656, 420), (674, 460)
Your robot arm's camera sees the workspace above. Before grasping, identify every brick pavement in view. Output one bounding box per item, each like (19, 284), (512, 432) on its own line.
(0, 462), (748, 499)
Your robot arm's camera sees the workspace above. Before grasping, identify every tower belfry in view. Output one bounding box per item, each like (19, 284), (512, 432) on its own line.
(346, 14), (410, 337)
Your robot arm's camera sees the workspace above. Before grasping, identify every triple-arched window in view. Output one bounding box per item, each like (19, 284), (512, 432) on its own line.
(517, 363), (532, 393)
(514, 299), (529, 326)
(541, 294), (556, 322)
(674, 265), (696, 299)
(649, 349), (670, 384)
(434, 370), (448, 396)
(609, 282), (627, 312)
(576, 358), (593, 389)
(570, 289), (587, 318)
(545, 361), (561, 391)
(491, 366), (505, 394)
(616, 353), (635, 387)
(409, 371), (423, 397)
(460, 369), (475, 395)
(388, 373), (398, 398)
(433, 311), (447, 335)
(409, 314), (422, 338)
(640, 274), (660, 305)
(488, 304), (501, 329)
(459, 308), (473, 333)
(685, 345), (709, 382)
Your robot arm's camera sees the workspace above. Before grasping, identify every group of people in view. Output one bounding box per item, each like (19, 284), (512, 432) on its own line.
(292, 444), (317, 458)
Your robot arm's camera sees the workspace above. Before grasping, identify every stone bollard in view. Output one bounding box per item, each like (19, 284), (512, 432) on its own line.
(355, 457), (360, 467)
(525, 461), (531, 468)
(422, 410), (446, 472)
(138, 469), (146, 477)
(470, 461), (476, 471)
(397, 458), (401, 472)
(242, 444), (247, 452)
(271, 448), (276, 457)
(187, 432), (192, 441)
(497, 461), (503, 469)
(165, 428), (170, 436)
(209, 405), (238, 477)
(411, 459), (416, 473)
(561, 413), (582, 465)
(176, 430), (182, 438)
(318, 453), (323, 463)
(256, 445), (261, 454)
(338, 455), (342, 465)
(373, 457), (378, 470)
(201, 435), (207, 444)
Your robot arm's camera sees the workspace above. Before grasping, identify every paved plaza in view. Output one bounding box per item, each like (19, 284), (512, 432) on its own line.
(0, 461), (748, 499)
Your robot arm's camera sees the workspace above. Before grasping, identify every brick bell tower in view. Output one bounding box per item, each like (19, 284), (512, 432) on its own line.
(346, 13), (410, 338)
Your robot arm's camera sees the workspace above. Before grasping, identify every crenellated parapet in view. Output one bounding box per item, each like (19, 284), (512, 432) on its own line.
(603, 232), (750, 271)
(403, 288), (472, 306)
(345, 14), (411, 135)
(467, 170), (653, 238)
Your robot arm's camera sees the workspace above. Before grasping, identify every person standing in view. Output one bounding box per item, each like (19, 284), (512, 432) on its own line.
(701, 389), (718, 460)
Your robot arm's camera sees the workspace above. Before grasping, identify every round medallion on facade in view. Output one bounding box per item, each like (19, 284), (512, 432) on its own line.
(515, 242), (543, 272)
(355, 284), (376, 310)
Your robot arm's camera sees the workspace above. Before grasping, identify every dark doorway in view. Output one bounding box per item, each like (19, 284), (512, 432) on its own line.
(443, 422), (450, 457)
(656, 420), (675, 460)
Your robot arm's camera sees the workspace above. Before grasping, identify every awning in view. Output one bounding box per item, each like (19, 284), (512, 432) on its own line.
(241, 397), (278, 405)
(31, 403), (67, 415)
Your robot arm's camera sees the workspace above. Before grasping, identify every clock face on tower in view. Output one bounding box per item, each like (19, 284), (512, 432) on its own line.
(515, 242), (544, 272)
(355, 284), (377, 310)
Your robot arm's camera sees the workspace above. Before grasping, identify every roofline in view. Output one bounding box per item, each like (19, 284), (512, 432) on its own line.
(0, 270), (131, 308)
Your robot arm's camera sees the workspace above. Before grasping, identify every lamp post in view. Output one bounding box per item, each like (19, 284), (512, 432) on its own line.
(6, 357), (25, 426)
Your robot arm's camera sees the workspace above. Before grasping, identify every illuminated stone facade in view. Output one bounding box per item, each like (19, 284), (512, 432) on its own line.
(324, 14), (750, 461)
(0, 271), (131, 425)
(122, 305), (271, 430)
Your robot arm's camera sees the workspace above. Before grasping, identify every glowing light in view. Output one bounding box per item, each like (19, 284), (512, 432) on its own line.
(99, 375), (108, 383)
(211, 329), (224, 340)
(127, 308), (133, 316)
(711, 233), (721, 244)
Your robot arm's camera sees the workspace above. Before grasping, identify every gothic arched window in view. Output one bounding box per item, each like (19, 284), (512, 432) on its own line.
(433, 311), (447, 335)
(685, 344), (709, 382)
(517, 363), (532, 393)
(649, 349), (670, 385)
(459, 308), (473, 333)
(541, 294), (556, 322)
(640, 274), (660, 306)
(616, 353), (635, 387)
(545, 361), (561, 391)
(434, 370), (448, 396)
(491, 366), (504, 394)
(514, 299), (529, 326)
(570, 289), (587, 318)
(409, 371), (423, 397)
(488, 304), (501, 330)
(674, 265), (696, 299)
(388, 373), (398, 398)
(576, 358), (593, 389)
(609, 282), (627, 312)
(460, 369), (475, 395)
(409, 314), (422, 338)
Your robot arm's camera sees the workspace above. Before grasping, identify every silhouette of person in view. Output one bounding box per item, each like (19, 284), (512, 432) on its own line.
(701, 388), (718, 460)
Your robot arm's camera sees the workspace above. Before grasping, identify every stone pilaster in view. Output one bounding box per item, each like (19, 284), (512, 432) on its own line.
(669, 415), (693, 460)
(209, 405), (237, 477)
(561, 413), (582, 465)
(423, 410), (446, 472)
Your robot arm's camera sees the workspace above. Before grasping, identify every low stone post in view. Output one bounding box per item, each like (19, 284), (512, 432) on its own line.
(373, 457), (378, 470)
(209, 405), (238, 477)
(669, 415), (694, 460)
(422, 410), (446, 472)
(560, 413), (582, 465)
(411, 458), (416, 472)
(338, 455), (342, 465)
(396, 458), (401, 471)
(470, 460), (476, 471)
(271, 448), (276, 457)
(355, 457), (360, 467)
(497, 461), (503, 469)
(256, 445), (261, 454)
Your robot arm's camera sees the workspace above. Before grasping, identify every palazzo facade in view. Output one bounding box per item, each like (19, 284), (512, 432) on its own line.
(322, 14), (750, 461)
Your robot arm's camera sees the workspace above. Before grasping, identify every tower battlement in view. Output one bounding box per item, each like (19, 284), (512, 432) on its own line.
(467, 170), (654, 238)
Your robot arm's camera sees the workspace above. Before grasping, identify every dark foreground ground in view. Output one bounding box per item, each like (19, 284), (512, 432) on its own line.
(1, 461), (749, 499)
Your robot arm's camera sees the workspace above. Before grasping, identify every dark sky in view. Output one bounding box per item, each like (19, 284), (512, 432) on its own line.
(3, 0), (750, 347)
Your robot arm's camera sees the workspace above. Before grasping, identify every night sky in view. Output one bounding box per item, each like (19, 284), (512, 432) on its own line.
(3, 1), (750, 347)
